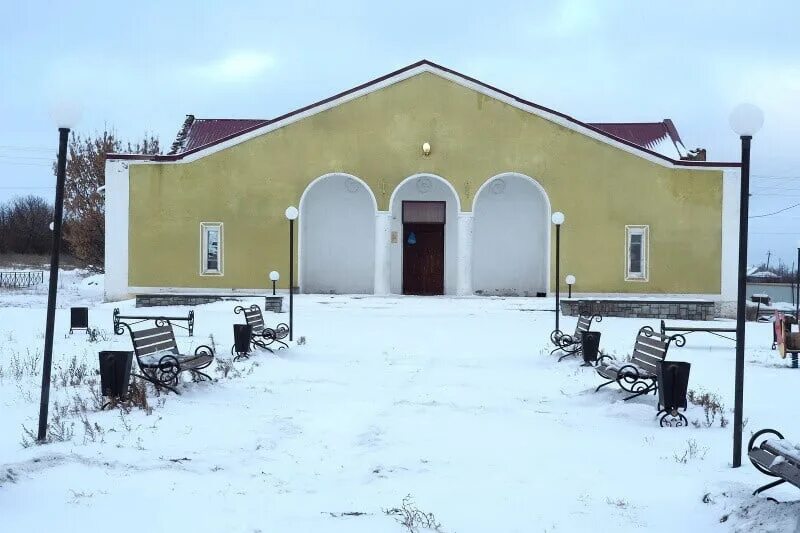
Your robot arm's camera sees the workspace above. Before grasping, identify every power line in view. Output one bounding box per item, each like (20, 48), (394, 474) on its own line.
(752, 174), (800, 180)
(0, 144), (52, 150)
(0, 154), (56, 161)
(750, 202), (800, 218)
(0, 162), (53, 167)
(0, 186), (55, 190)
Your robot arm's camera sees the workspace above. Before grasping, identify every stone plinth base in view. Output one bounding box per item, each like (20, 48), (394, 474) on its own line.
(561, 298), (715, 321)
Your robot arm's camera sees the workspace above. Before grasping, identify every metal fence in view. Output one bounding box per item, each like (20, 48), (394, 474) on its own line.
(0, 270), (45, 288)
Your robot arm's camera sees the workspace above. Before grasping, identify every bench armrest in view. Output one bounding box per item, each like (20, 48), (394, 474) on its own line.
(597, 351), (614, 365)
(194, 345), (215, 357)
(550, 329), (565, 345)
(614, 363), (644, 381)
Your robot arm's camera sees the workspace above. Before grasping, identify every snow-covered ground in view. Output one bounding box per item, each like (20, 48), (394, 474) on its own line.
(1, 271), (799, 532)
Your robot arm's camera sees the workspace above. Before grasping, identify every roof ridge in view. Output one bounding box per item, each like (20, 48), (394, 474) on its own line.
(112, 60), (738, 168)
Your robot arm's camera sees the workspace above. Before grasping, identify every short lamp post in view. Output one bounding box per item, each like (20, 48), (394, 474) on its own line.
(795, 242), (800, 322)
(566, 274), (576, 299)
(551, 211), (565, 332)
(729, 103), (764, 468)
(38, 102), (80, 443)
(285, 206), (298, 341)
(269, 270), (280, 296)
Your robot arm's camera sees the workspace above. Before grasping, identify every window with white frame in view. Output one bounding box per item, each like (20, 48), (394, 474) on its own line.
(200, 222), (223, 275)
(625, 225), (648, 281)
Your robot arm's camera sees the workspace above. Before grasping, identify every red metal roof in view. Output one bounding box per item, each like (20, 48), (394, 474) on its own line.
(169, 117), (268, 154)
(111, 60), (737, 168)
(588, 120), (684, 152)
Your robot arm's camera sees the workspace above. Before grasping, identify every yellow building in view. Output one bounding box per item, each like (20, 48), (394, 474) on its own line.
(105, 60), (740, 303)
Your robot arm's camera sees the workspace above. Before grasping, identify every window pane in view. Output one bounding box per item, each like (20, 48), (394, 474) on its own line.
(629, 234), (642, 274)
(205, 227), (220, 272)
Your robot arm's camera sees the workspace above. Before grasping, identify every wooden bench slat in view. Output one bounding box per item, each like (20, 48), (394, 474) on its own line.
(132, 325), (172, 338)
(636, 335), (668, 351)
(135, 341), (178, 354)
(133, 331), (175, 345)
(633, 352), (666, 367)
(135, 334), (177, 348)
(750, 447), (800, 487)
(634, 343), (668, 360)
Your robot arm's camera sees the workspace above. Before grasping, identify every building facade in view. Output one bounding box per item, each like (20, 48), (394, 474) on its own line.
(105, 60), (740, 301)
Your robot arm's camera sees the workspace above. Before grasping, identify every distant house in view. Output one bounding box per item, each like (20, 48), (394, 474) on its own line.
(105, 60), (740, 302)
(748, 270), (780, 281)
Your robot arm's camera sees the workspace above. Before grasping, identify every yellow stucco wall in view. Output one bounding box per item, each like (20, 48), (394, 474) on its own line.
(128, 71), (723, 293)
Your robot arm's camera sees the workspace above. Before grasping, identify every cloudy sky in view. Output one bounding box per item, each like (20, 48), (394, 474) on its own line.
(1, 1), (798, 264)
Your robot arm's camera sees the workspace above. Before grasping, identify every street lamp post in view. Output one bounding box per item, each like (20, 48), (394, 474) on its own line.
(269, 270), (280, 296)
(285, 206), (298, 341)
(729, 103), (764, 468)
(795, 242), (800, 322)
(38, 103), (80, 442)
(566, 274), (576, 299)
(552, 212), (565, 332)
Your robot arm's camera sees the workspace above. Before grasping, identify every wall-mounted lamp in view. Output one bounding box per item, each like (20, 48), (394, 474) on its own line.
(422, 142), (431, 156)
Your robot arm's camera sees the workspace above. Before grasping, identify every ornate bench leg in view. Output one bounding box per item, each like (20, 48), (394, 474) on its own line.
(595, 379), (615, 393)
(274, 339), (289, 350)
(251, 337), (274, 354)
(133, 372), (180, 395)
(658, 409), (688, 427)
(558, 346), (581, 362)
(622, 382), (656, 401)
(753, 478), (786, 496)
(190, 369), (213, 382)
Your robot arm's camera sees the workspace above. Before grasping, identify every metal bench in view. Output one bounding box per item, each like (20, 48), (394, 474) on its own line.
(118, 321), (214, 394)
(233, 304), (289, 354)
(749, 429), (800, 498)
(113, 307), (194, 337)
(595, 326), (685, 400)
(550, 313), (602, 361)
(659, 319), (735, 343)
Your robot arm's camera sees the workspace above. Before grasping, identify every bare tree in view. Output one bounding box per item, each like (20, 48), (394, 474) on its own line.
(0, 196), (54, 254)
(58, 129), (159, 268)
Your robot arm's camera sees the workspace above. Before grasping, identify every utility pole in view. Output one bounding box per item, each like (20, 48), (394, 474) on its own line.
(765, 250), (772, 271)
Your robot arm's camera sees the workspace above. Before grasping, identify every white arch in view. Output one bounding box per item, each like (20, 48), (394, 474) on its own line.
(472, 172), (551, 214)
(388, 173), (462, 213)
(472, 172), (553, 295)
(297, 173), (377, 293)
(299, 172), (378, 214)
(387, 173), (461, 295)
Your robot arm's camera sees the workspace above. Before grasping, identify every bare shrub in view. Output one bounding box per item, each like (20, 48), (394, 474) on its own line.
(674, 438), (708, 464)
(101, 377), (152, 414)
(688, 390), (729, 428)
(86, 328), (109, 343)
(53, 355), (91, 388)
(79, 413), (105, 444)
(215, 358), (241, 379)
(606, 497), (629, 508)
(23, 406), (76, 446)
(383, 494), (444, 532)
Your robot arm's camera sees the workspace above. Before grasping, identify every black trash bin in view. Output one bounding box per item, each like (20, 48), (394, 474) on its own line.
(233, 324), (252, 360)
(581, 331), (601, 366)
(70, 307), (89, 334)
(656, 361), (691, 427)
(98, 351), (133, 407)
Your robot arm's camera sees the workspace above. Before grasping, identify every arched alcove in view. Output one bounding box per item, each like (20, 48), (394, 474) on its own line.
(472, 173), (550, 296)
(388, 174), (460, 295)
(299, 173), (376, 293)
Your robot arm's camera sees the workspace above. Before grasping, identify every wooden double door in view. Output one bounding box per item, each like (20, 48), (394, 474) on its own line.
(402, 201), (445, 295)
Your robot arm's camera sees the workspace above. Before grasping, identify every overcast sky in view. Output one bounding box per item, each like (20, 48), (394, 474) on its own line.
(1, 1), (798, 264)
